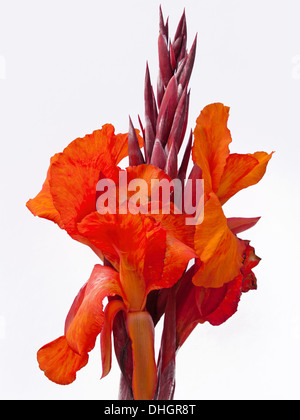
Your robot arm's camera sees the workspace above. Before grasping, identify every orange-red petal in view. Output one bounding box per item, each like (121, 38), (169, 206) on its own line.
(160, 234), (197, 289)
(66, 264), (122, 355)
(78, 212), (150, 310)
(27, 124), (143, 243)
(49, 125), (125, 238)
(152, 205), (195, 249)
(37, 336), (89, 385)
(78, 211), (195, 310)
(192, 103), (232, 193)
(37, 265), (122, 385)
(240, 240), (261, 292)
(193, 192), (245, 288)
(217, 152), (273, 205)
(227, 216), (260, 235)
(195, 274), (244, 325)
(127, 165), (197, 291)
(26, 154), (63, 227)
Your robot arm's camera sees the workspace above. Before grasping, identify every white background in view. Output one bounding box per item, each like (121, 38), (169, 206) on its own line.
(0, 0), (299, 400)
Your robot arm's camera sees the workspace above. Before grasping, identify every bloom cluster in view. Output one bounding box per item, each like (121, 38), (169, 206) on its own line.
(27, 7), (272, 400)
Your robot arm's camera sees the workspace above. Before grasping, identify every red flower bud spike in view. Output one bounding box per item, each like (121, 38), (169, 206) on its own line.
(179, 89), (190, 149)
(169, 43), (176, 72)
(177, 130), (193, 182)
(137, 114), (145, 140)
(144, 119), (155, 164)
(144, 63), (157, 161)
(164, 140), (177, 180)
(158, 33), (173, 88)
(175, 55), (188, 83)
(155, 103), (169, 147)
(128, 116), (145, 166)
(159, 5), (169, 43)
(177, 34), (187, 65)
(172, 9), (187, 61)
(167, 84), (189, 152)
(188, 161), (203, 182)
(156, 75), (178, 147)
(157, 71), (165, 109)
(145, 63), (157, 130)
(178, 34), (197, 91)
(150, 138), (167, 170)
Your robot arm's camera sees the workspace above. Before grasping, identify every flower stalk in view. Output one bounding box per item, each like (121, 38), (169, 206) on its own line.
(118, 8), (198, 399)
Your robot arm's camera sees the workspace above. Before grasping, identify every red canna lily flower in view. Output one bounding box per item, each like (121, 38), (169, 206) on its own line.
(27, 7), (273, 401)
(27, 123), (196, 400)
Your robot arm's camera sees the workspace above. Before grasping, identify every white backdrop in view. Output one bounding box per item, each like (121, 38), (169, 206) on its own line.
(0, 0), (299, 400)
